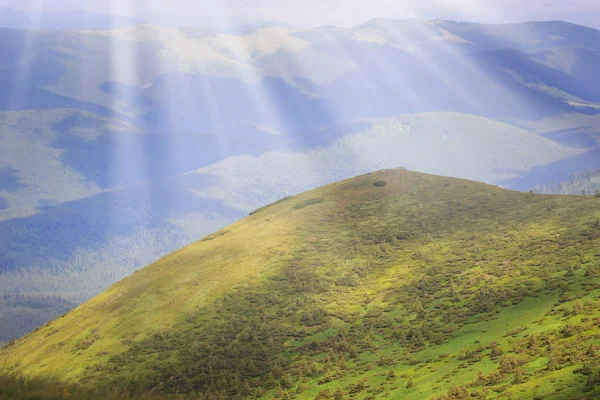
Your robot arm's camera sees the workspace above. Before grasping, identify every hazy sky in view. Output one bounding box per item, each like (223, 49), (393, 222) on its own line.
(1, 0), (599, 29)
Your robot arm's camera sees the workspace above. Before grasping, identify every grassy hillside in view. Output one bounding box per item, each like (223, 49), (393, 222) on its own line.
(2, 169), (600, 399)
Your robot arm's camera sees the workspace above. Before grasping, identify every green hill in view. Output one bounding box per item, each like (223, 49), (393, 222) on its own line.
(2, 169), (600, 399)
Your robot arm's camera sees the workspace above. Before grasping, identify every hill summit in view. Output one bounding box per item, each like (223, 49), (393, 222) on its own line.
(2, 169), (600, 399)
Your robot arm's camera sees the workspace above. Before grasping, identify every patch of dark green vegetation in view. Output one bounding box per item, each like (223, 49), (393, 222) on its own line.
(74, 329), (101, 352)
(374, 181), (387, 187)
(0, 375), (182, 400)
(292, 197), (324, 209)
(200, 229), (230, 242)
(249, 196), (293, 216)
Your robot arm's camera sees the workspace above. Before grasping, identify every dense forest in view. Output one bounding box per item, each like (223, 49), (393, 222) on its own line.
(534, 169), (600, 196)
(0, 295), (75, 345)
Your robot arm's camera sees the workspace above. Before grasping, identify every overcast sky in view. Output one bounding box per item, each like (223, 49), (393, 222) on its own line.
(0, 0), (599, 29)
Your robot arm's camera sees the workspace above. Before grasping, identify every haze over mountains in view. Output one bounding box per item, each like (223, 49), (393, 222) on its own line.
(1, 18), (600, 342)
(0, 7), (142, 30)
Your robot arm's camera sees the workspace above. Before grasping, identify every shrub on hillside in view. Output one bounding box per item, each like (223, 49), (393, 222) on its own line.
(292, 197), (324, 209)
(249, 196), (293, 215)
(335, 276), (359, 287)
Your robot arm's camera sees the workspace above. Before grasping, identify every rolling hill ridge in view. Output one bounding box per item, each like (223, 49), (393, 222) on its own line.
(2, 169), (600, 399)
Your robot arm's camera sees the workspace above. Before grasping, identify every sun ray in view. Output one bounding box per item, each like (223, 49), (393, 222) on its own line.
(6, 0), (44, 110)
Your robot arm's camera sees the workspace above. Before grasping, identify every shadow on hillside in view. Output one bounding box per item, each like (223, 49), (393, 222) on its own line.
(0, 374), (174, 400)
(0, 172), (243, 274)
(0, 168), (24, 192)
(52, 120), (290, 190)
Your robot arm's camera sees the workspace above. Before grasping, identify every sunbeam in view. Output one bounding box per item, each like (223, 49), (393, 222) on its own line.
(6, 0), (44, 110)
(2, 1), (600, 398)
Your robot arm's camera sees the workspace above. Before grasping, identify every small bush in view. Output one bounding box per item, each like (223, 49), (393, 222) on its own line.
(201, 229), (230, 241)
(374, 181), (387, 187)
(249, 196), (293, 215)
(74, 331), (101, 351)
(293, 197), (324, 209)
(395, 231), (410, 240)
(336, 276), (359, 287)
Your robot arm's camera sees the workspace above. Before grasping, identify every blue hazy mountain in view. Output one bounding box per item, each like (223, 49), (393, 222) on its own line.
(1, 19), (600, 342)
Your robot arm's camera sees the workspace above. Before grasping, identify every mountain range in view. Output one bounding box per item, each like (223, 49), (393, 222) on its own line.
(1, 19), (600, 343)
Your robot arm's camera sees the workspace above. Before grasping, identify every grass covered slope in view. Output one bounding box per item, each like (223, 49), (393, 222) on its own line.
(2, 169), (600, 399)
